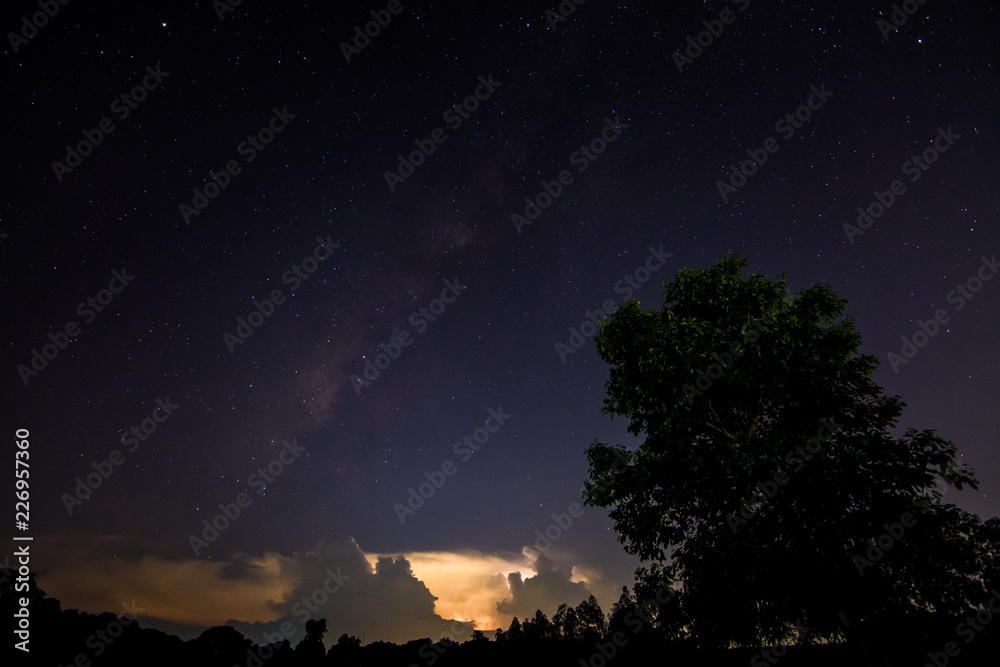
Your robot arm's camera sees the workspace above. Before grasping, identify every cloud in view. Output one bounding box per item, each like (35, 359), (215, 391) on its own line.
(495, 549), (593, 621)
(35, 534), (614, 645)
(570, 564), (618, 611)
(35, 534), (287, 628)
(36, 534), (470, 645)
(227, 538), (476, 645)
(367, 549), (528, 632)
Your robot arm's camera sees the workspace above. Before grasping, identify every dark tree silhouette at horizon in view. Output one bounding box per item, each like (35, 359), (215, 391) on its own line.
(4, 567), (999, 667)
(582, 252), (990, 661)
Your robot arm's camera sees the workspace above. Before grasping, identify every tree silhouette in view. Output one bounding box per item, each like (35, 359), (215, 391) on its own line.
(8, 567), (999, 665)
(335, 631), (361, 648)
(327, 631), (362, 667)
(575, 595), (607, 642)
(980, 517), (1000, 592)
(606, 585), (662, 641)
(521, 608), (555, 640)
(552, 603), (580, 640)
(295, 618), (327, 665)
(191, 626), (253, 664)
(504, 616), (524, 641)
(608, 587), (636, 634)
(582, 252), (985, 656)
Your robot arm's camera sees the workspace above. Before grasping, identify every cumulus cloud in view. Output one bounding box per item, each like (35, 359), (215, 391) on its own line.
(35, 535), (472, 645)
(228, 538), (474, 645)
(368, 549), (527, 632)
(35, 534), (614, 645)
(495, 549), (593, 621)
(35, 534), (287, 629)
(570, 564), (618, 610)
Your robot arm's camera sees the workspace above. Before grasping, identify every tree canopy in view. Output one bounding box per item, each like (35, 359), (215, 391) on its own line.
(583, 252), (987, 652)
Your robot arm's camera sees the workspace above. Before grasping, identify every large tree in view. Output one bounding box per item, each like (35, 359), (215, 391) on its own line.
(583, 252), (985, 654)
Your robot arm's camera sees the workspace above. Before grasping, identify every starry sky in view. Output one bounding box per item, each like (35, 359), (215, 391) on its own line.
(2, 0), (998, 647)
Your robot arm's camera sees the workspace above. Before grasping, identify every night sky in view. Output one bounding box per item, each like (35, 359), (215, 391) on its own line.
(2, 0), (998, 647)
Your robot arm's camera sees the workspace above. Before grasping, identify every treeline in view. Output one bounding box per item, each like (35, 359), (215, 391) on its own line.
(3, 570), (998, 666)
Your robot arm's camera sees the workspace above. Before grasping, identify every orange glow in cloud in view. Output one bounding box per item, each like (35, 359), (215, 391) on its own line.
(570, 564), (618, 609)
(37, 535), (609, 642)
(366, 550), (530, 631)
(40, 549), (293, 626)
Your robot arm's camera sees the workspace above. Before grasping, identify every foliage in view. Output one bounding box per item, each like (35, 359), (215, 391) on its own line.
(582, 252), (984, 649)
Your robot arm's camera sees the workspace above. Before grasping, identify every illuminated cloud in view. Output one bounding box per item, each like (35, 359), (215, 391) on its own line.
(496, 549), (593, 621)
(227, 538), (477, 645)
(35, 534), (287, 628)
(366, 549), (529, 632)
(36, 535), (614, 644)
(570, 564), (618, 610)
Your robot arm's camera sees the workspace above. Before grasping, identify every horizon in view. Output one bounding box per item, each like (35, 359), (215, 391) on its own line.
(3, 0), (998, 655)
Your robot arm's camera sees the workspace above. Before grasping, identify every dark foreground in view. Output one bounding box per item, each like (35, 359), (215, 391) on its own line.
(9, 598), (999, 667)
